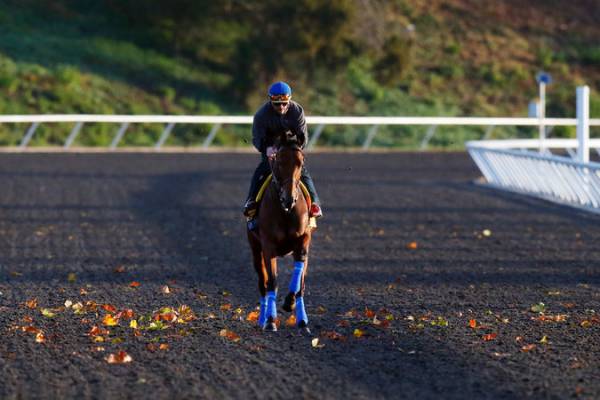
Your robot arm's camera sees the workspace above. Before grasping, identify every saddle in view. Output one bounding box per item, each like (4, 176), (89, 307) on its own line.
(251, 173), (317, 228)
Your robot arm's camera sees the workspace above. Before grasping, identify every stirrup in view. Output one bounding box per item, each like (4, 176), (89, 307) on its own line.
(243, 199), (257, 217)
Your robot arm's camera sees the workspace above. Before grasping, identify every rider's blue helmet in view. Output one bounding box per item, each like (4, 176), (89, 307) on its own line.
(268, 81), (292, 102)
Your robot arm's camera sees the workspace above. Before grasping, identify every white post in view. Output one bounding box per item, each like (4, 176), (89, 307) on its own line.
(538, 81), (546, 153)
(577, 85), (590, 163)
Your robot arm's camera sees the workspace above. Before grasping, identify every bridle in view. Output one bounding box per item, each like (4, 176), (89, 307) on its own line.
(269, 145), (304, 213)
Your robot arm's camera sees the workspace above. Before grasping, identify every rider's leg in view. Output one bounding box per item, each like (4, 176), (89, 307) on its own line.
(300, 167), (322, 217)
(244, 155), (271, 216)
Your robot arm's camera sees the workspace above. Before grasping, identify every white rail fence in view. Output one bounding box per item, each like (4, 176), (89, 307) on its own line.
(467, 85), (600, 214)
(0, 114), (598, 151)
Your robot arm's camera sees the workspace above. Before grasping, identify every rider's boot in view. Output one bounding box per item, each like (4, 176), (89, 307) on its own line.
(309, 203), (323, 218)
(243, 199), (259, 231)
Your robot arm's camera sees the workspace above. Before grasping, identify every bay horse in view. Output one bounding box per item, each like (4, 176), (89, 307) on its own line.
(247, 138), (314, 333)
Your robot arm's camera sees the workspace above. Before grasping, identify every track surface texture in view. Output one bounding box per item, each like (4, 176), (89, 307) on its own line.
(1, 152), (599, 400)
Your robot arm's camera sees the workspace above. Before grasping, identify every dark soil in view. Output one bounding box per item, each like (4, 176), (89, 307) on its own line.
(1, 152), (599, 399)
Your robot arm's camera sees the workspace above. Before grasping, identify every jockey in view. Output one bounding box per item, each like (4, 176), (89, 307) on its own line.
(243, 81), (323, 225)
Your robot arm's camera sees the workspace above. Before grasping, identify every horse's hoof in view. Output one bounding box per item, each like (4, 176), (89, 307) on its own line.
(282, 292), (296, 312)
(297, 320), (311, 335)
(263, 318), (278, 332)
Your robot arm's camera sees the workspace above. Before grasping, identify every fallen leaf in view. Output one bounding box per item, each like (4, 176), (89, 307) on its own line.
(10, 271), (23, 277)
(336, 320), (350, 327)
(146, 343), (157, 352)
(316, 306), (327, 314)
(246, 311), (259, 322)
(521, 344), (536, 352)
(93, 336), (105, 343)
(105, 351), (132, 364)
(35, 332), (46, 343)
(102, 304), (117, 313)
(220, 303), (232, 311)
(40, 308), (56, 318)
(530, 303), (546, 313)
(67, 273), (77, 283)
(407, 241), (418, 250)
(25, 298), (38, 309)
(430, 316), (448, 327)
(285, 315), (297, 327)
(364, 307), (376, 319)
(540, 335), (549, 344)
(482, 333), (497, 341)
(159, 343), (169, 351)
(129, 281), (140, 288)
(321, 331), (345, 341)
(311, 338), (324, 348)
(129, 320), (138, 329)
(88, 326), (108, 336)
(64, 300), (73, 308)
(219, 329), (240, 342)
(114, 266), (125, 273)
(353, 328), (365, 338)
(22, 316), (33, 323)
(102, 314), (119, 326)
(469, 319), (477, 328)
(482, 229), (492, 237)
(161, 285), (171, 294)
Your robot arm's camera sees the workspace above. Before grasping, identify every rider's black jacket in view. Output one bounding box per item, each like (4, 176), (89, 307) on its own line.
(252, 100), (307, 153)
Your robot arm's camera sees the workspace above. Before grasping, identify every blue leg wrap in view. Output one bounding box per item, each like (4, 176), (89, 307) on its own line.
(295, 297), (308, 325)
(266, 291), (277, 320)
(289, 261), (304, 294)
(258, 296), (267, 327)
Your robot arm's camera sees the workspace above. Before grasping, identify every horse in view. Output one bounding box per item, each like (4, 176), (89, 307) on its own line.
(247, 138), (314, 333)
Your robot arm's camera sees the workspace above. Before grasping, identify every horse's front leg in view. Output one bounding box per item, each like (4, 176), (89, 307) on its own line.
(263, 250), (279, 332)
(285, 234), (311, 333)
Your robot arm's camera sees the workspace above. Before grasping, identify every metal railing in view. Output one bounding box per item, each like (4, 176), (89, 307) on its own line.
(0, 114), (598, 151)
(467, 141), (600, 213)
(466, 86), (600, 214)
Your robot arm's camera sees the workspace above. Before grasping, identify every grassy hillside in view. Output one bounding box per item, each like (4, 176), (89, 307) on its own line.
(0, 0), (598, 148)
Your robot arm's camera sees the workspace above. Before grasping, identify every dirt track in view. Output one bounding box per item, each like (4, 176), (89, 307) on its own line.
(1, 152), (599, 399)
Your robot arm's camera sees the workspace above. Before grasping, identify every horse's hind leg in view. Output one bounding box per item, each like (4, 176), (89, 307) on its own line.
(249, 233), (267, 328)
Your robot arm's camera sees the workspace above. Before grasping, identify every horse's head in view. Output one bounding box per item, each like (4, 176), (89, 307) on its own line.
(271, 142), (304, 213)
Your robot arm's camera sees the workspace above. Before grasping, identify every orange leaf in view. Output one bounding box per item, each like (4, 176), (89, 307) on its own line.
(22, 315), (33, 323)
(469, 319), (477, 328)
(521, 344), (536, 352)
(220, 303), (232, 311)
(407, 241), (418, 250)
(129, 281), (140, 288)
(364, 307), (376, 319)
(114, 266), (125, 273)
(102, 304), (117, 313)
(219, 329), (241, 342)
(21, 326), (40, 334)
(102, 314), (119, 326)
(146, 343), (157, 352)
(285, 315), (297, 327)
(336, 320), (350, 328)
(25, 298), (38, 309)
(159, 343), (169, 351)
(105, 350), (133, 364)
(482, 333), (497, 341)
(246, 310), (259, 322)
(35, 332), (46, 343)
(322, 331), (346, 341)
(160, 312), (177, 323)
